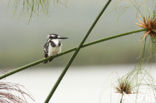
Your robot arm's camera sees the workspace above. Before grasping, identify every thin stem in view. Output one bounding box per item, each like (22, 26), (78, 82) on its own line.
(120, 94), (124, 103)
(44, 0), (112, 102)
(0, 29), (146, 80)
(141, 37), (147, 59)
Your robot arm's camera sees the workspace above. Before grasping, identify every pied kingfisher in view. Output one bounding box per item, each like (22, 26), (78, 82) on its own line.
(43, 33), (68, 63)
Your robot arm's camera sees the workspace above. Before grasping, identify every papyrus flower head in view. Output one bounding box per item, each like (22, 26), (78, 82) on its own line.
(136, 11), (156, 40)
(0, 82), (34, 103)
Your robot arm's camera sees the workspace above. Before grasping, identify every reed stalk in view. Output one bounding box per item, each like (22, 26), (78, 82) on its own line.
(44, 0), (112, 102)
(44, 0), (118, 102)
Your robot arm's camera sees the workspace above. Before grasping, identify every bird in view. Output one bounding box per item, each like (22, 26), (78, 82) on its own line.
(43, 33), (68, 63)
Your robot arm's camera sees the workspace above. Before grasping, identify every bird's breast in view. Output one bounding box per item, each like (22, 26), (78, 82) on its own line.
(48, 44), (61, 56)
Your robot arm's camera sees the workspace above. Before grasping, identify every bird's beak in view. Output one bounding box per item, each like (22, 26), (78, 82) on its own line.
(58, 37), (68, 39)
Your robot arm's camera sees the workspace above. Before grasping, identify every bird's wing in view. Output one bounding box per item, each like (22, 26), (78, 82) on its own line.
(43, 42), (49, 58)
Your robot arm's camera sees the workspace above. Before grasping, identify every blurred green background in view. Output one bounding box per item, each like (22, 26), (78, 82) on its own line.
(0, 0), (154, 68)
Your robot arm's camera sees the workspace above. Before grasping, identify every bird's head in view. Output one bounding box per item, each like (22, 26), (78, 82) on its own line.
(48, 33), (68, 40)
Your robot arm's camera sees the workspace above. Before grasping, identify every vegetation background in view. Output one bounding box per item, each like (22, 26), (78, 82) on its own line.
(0, 0), (153, 68)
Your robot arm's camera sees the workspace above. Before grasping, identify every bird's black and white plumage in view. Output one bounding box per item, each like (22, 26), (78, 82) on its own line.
(43, 33), (68, 63)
